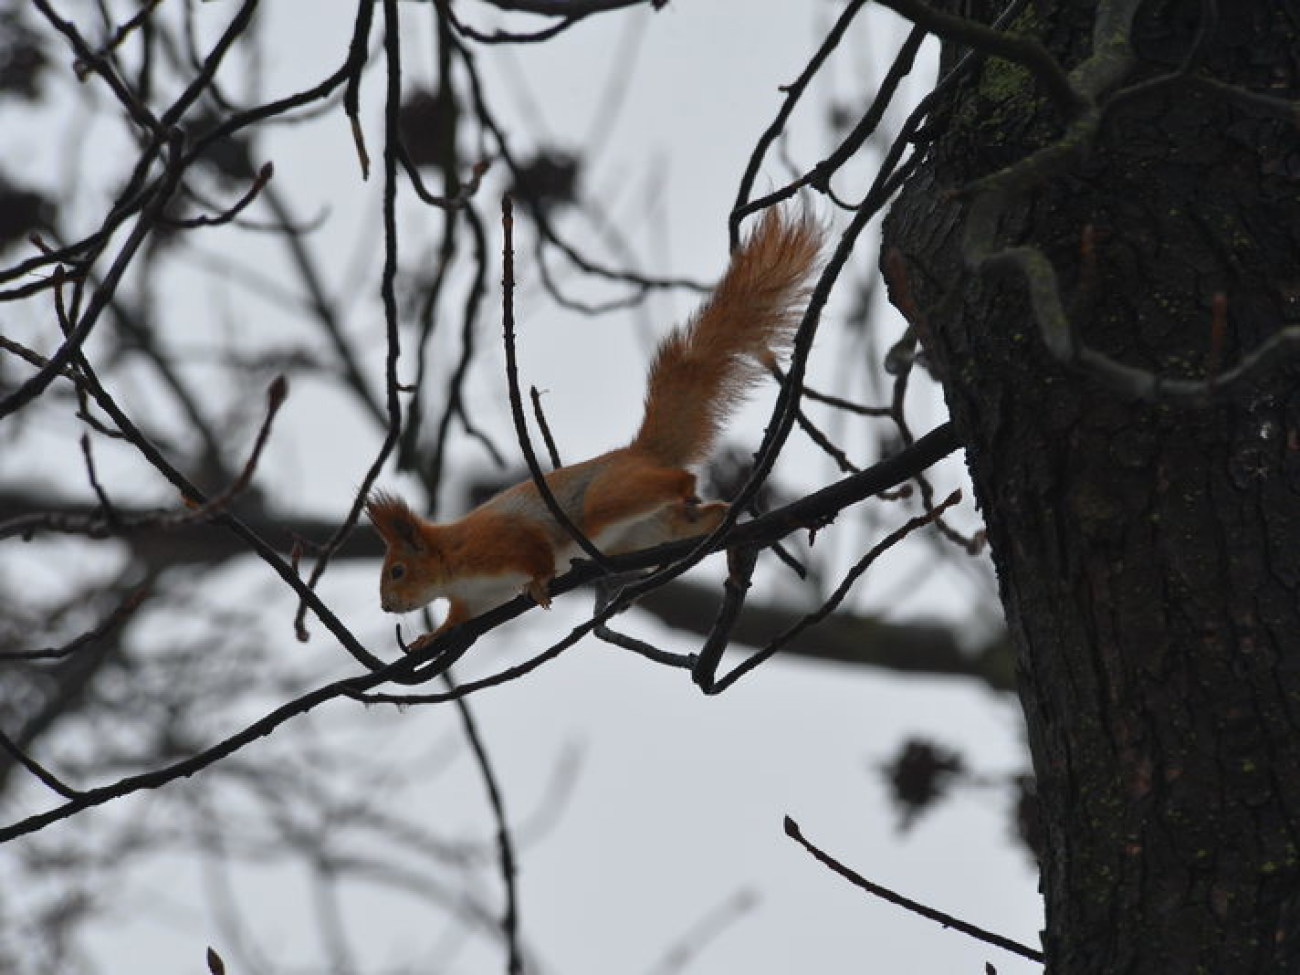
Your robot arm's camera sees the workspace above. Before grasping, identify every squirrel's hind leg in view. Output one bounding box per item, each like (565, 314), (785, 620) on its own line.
(603, 498), (729, 555)
(581, 465), (699, 538)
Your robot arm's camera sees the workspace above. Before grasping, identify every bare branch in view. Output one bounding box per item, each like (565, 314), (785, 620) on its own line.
(446, 672), (524, 975)
(873, 0), (1082, 116)
(162, 162), (274, 229)
(704, 491), (962, 694)
(293, 0), (408, 640)
(0, 728), (82, 800)
(500, 194), (615, 569)
(784, 816), (1044, 963)
(0, 587), (149, 663)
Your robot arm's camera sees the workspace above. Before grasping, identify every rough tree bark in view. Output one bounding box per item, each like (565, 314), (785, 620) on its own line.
(884, 1), (1300, 971)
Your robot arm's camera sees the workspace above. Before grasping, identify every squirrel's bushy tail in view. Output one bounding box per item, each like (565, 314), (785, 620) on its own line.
(630, 206), (822, 468)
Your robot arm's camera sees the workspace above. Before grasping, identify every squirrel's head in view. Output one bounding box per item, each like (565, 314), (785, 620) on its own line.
(366, 492), (445, 613)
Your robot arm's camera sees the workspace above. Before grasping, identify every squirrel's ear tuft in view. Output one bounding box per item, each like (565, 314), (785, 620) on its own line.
(366, 492), (426, 552)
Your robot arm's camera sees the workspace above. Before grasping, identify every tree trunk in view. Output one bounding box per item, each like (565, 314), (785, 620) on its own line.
(883, 2), (1300, 971)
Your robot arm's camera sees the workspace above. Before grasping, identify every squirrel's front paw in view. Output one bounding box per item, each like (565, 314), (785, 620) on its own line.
(525, 576), (553, 609)
(404, 630), (437, 654)
(405, 619), (458, 653)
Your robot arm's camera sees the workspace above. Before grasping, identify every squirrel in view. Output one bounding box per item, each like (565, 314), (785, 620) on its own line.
(367, 205), (823, 645)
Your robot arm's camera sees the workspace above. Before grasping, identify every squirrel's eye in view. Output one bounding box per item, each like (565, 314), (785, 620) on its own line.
(389, 564), (406, 580)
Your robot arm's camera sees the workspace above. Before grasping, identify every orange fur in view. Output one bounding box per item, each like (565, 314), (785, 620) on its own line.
(632, 206), (822, 467)
(367, 206), (823, 643)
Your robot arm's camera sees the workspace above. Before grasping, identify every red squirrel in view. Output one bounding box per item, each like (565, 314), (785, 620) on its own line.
(367, 206), (823, 644)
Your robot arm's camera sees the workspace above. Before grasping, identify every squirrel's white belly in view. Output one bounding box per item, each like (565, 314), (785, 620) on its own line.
(553, 514), (656, 567)
(444, 570), (532, 616)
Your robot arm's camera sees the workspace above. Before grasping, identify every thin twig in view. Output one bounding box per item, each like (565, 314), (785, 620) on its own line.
(446, 671), (523, 975)
(72, 0), (165, 80)
(731, 0), (871, 242)
(784, 816), (1045, 963)
(293, 0), (406, 641)
(400, 146), (490, 209)
(706, 491), (962, 694)
(162, 162), (274, 229)
(342, 0), (375, 179)
(690, 546), (759, 691)
(0, 587), (150, 662)
(0, 729), (83, 800)
(79, 433), (117, 524)
(733, 19), (927, 233)
(643, 888), (759, 975)
(63, 349), (388, 672)
(500, 195), (614, 569)
(594, 621), (695, 668)
(0, 130), (186, 421)
(529, 386), (563, 468)
(181, 376), (289, 520)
